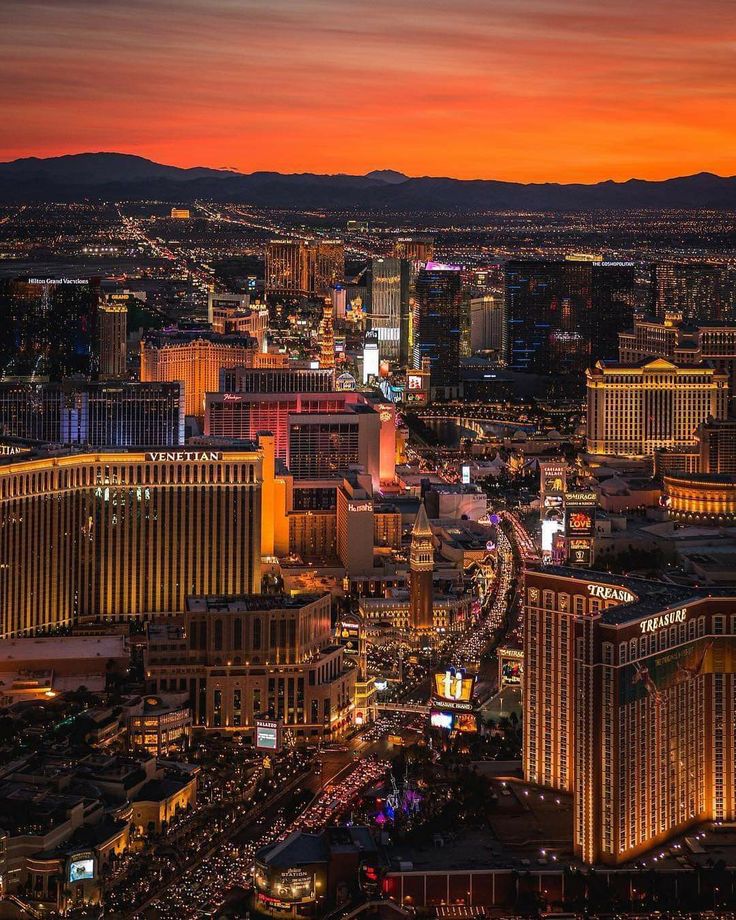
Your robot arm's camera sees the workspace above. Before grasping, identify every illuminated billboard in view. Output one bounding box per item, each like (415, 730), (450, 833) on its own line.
(541, 518), (564, 552)
(564, 491), (597, 506)
(256, 719), (281, 751)
(337, 620), (360, 656)
(69, 858), (94, 883)
(567, 537), (592, 566)
(432, 667), (475, 711)
(619, 636), (736, 706)
(454, 712), (478, 733)
(430, 710), (453, 730)
(543, 474), (565, 493)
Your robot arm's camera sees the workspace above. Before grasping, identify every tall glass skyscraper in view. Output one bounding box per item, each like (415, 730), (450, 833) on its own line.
(0, 278), (97, 380)
(369, 257), (409, 361)
(505, 259), (637, 384)
(412, 264), (463, 391)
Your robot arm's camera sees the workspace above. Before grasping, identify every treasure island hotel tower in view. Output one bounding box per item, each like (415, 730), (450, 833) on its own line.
(523, 566), (736, 865)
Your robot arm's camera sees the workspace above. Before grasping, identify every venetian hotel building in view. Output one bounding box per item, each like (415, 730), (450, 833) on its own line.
(523, 567), (736, 864)
(0, 446), (266, 637)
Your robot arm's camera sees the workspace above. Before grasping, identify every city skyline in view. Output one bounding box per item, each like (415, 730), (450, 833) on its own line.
(1, 1), (735, 911)
(1, 0), (735, 183)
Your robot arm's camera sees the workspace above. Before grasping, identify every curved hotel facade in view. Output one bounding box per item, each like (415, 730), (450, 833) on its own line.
(0, 448), (263, 637)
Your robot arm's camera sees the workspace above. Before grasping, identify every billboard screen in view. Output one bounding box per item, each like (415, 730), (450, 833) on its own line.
(69, 858), (94, 883)
(567, 537), (592, 566)
(432, 668), (475, 711)
(541, 518), (564, 552)
(501, 659), (522, 685)
(619, 636), (736, 706)
(430, 710), (453, 730)
(454, 712), (478, 733)
(543, 474), (566, 494)
(256, 719), (280, 751)
(337, 621), (360, 656)
(566, 508), (594, 536)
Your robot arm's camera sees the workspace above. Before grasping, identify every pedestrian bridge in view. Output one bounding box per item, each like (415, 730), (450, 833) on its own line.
(376, 702), (430, 715)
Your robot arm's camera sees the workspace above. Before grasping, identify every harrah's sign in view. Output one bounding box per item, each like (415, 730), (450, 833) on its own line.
(586, 584), (636, 604)
(639, 608), (687, 634)
(145, 451), (222, 462)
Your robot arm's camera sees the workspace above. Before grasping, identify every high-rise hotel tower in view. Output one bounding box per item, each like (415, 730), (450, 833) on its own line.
(0, 445), (270, 636)
(523, 566), (736, 865)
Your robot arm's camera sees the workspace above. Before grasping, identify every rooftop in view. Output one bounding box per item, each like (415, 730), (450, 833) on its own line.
(0, 635), (127, 665)
(532, 565), (702, 625)
(185, 593), (328, 613)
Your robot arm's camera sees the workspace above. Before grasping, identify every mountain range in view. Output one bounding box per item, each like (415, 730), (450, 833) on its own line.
(1, 152), (735, 211)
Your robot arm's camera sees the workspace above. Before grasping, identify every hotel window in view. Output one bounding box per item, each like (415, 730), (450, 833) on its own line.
(214, 619), (223, 651)
(233, 617), (242, 650)
(714, 615), (725, 634)
(252, 617), (262, 650)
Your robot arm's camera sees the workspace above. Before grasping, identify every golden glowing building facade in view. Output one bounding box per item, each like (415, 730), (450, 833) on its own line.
(265, 239), (344, 298)
(664, 473), (736, 525)
(586, 357), (729, 457)
(97, 301), (127, 379)
(524, 567), (736, 865)
(140, 332), (257, 418)
(0, 448), (265, 637)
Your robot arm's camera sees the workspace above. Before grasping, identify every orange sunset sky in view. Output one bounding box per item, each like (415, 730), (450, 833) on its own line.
(0, 0), (734, 183)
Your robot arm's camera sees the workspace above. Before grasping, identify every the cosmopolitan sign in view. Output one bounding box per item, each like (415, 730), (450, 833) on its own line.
(145, 451), (222, 462)
(639, 608), (687, 634)
(586, 584), (636, 603)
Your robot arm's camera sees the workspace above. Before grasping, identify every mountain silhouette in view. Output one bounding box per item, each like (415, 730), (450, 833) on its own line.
(1, 153), (734, 210)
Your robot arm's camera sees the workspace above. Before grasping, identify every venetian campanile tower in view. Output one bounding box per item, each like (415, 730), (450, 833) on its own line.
(409, 501), (434, 629)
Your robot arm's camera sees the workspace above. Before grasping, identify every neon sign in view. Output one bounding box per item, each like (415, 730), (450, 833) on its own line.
(639, 608), (687, 634)
(145, 451), (222, 462)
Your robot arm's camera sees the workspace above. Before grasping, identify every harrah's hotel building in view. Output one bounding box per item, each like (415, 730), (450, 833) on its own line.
(523, 566), (736, 865)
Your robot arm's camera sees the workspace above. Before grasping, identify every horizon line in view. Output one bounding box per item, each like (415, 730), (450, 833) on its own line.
(2, 150), (735, 187)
